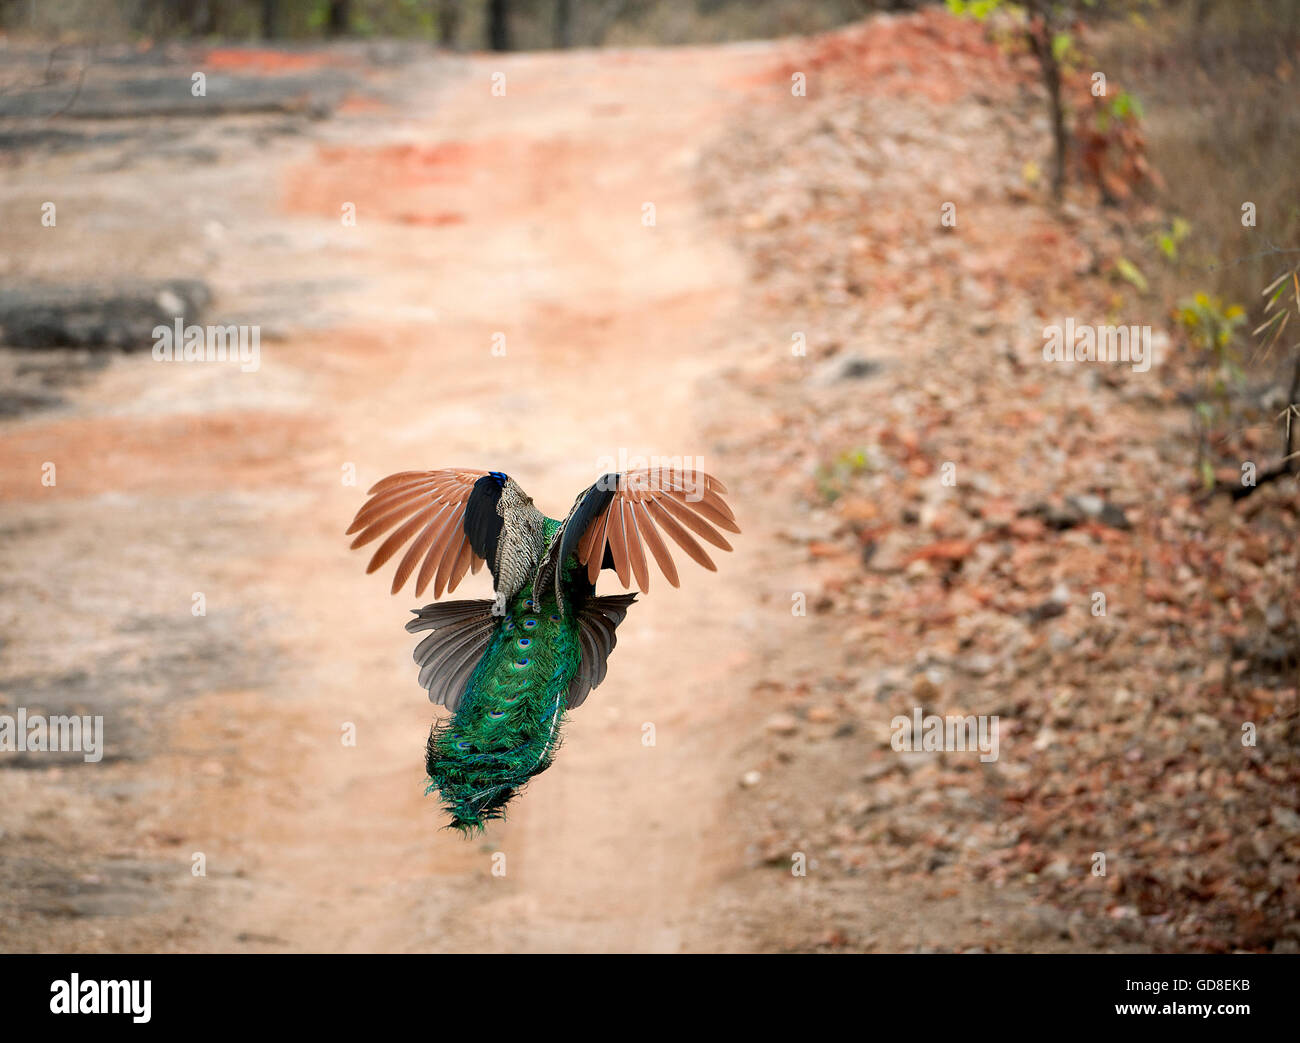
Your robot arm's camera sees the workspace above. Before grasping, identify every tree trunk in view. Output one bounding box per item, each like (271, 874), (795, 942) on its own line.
(327, 0), (351, 37)
(190, 0), (216, 36)
(436, 0), (459, 47)
(488, 0), (510, 52)
(555, 0), (572, 48)
(1025, 1), (1067, 202)
(261, 0), (278, 40)
(1044, 44), (1067, 202)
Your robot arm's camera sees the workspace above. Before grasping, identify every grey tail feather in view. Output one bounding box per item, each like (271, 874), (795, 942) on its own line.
(566, 592), (636, 709)
(406, 598), (499, 712)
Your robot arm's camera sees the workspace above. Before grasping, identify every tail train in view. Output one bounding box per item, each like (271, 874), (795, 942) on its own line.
(408, 591), (635, 832)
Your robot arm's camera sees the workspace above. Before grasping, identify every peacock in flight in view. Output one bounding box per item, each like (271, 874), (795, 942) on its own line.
(346, 466), (739, 832)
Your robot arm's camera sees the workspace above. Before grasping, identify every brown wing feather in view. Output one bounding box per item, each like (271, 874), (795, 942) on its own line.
(586, 505), (614, 585)
(658, 493), (733, 551)
(348, 494), (433, 548)
(665, 487), (739, 531)
(449, 533), (475, 592)
(368, 504), (439, 574)
(391, 505), (452, 594)
(632, 501), (679, 588)
(646, 498), (716, 572)
(576, 507), (601, 564)
(368, 471), (440, 494)
(607, 501), (632, 587)
(623, 501), (651, 593)
(434, 529), (467, 599)
(643, 471), (738, 527)
(347, 473), (451, 534)
(578, 467), (736, 590)
(416, 510), (462, 597)
(345, 468), (488, 597)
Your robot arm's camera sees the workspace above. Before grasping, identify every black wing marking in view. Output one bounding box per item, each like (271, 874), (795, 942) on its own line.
(463, 472), (507, 583)
(534, 474), (617, 611)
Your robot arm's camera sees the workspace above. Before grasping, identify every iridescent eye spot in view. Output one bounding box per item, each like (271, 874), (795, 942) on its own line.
(549, 614), (559, 622)
(514, 657), (530, 669)
(503, 620), (513, 631)
(518, 637), (531, 648)
(455, 741), (472, 751)
(525, 599), (534, 609)
(522, 618), (537, 629)
(488, 709), (506, 720)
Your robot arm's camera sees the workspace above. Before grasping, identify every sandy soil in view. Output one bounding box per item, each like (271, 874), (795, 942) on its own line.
(0, 42), (789, 952)
(11, 21), (1273, 955)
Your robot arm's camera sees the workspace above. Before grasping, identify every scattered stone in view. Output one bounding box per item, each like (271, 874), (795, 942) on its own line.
(1066, 494), (1132, 530)
(810, 353), (882, 385)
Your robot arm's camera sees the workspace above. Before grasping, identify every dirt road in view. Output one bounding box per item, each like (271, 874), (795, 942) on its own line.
(1, 42), (780, 951)
(9, 14), (1288, 955)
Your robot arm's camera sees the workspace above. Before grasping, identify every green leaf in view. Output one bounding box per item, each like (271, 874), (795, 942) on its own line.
(1115, 257), (1148, 293)
(1110, 90), (1145, 122)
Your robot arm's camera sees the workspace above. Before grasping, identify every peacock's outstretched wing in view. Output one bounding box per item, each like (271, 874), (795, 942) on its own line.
(536, 466), (739, 605)
(346, 468), (546, 600)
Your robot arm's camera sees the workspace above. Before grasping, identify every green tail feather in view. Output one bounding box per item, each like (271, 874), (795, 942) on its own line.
(424, 586), (581, 833)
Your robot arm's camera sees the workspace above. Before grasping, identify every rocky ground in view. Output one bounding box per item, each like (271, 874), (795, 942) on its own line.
(0, 10), (1295, 953)
(690, 9), (1299, 952)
